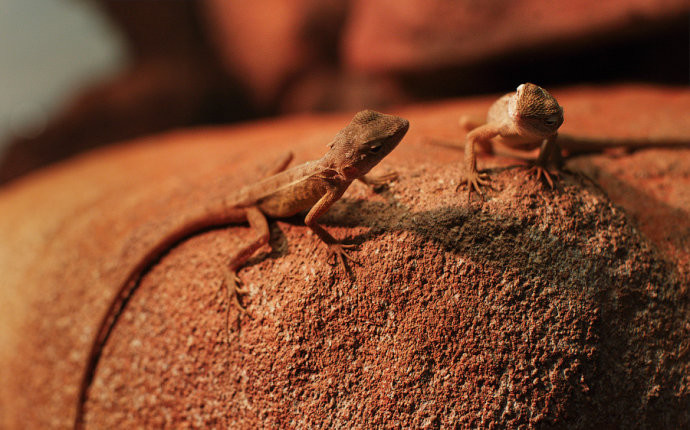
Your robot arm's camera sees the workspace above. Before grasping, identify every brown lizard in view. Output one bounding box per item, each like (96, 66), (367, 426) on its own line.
(435, 82), (690, 198)
(74, 109), (409, 428)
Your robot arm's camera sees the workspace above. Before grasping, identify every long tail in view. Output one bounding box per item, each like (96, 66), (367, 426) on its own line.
(425, 137), (464, 149)
(74, 207), (248, 429)
(558, 133), (690, 155)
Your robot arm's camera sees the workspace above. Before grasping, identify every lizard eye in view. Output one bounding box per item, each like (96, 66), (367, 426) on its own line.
(544, 117), (558, 126)
(369, 144), (383, 154)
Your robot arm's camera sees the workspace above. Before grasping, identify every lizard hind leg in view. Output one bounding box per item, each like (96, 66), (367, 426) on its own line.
(264, 151), (294, 177)
(223, 206), (270, 342)
(459, 115), (484, 133)
(224, 269), (244, 342)
(357, 171), (398, 189)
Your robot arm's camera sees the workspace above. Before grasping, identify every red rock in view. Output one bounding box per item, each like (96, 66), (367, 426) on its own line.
(343, 0), (690, 72)
(0, 85), (688, 428)
(203, 0), (316, 107)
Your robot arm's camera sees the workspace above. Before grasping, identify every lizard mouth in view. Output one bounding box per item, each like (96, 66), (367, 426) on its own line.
(508, 96), (519, 120)
(396, 120), (410, 139)
(384, 120), (409, 152)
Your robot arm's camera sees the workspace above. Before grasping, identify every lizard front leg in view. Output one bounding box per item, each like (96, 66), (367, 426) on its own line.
(527, 134), (561, 188)
(460, 116), (493, 153)
(458, 124), (499, 199)
(304, 182), (356, 270)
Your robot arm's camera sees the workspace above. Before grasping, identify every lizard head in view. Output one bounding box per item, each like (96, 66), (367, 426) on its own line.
(509, 83), (563, 137)
(327, 110), (409, 180)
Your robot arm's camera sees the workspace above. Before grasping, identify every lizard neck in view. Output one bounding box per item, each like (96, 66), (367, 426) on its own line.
(319, 151), (352, 180)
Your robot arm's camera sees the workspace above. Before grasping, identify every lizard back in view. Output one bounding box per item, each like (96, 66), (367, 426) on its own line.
(227, 159), (326, 208)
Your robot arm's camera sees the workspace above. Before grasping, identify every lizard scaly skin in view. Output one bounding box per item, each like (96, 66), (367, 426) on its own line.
(74, 110), (408, 428)
(443, 83), (689, 199)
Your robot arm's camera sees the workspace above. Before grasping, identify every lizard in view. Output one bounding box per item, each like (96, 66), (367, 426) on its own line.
(432, 82), (690, 198)
(73, 109), (409, 428)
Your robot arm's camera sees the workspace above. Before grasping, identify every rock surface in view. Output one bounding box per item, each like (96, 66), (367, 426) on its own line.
(0, 85), (688, 428)
(343, 0), (690, 71)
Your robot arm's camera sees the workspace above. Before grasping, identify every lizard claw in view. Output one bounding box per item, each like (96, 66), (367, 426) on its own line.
(227, 270), (248, 295)
(456, 171), (492, 200)
(527, 164), (558, 189)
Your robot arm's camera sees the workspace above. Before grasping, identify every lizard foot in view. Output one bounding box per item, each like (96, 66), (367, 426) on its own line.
(527, 164), (558, 189)
(224, 269), (248, 343)
(327, 243), (359, 272)
(456, 171), (492, 200)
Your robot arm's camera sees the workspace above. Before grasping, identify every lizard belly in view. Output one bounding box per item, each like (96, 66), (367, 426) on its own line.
(258, 177), (329, 218)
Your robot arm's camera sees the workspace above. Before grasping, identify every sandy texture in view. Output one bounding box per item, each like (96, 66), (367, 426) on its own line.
(0, 84), (688, 428)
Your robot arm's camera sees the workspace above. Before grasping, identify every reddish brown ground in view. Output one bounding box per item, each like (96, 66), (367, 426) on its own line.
(0, 85), (688, 428)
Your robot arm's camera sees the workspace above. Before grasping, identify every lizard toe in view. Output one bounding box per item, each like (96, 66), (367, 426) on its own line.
(327, 243), (360, 270)
(527, 165), (557, 189)
(224, 269), (249, 344)
(470, 180), (484, 196)
(476, 177), (491, 187)
(455, 178), (469, 192)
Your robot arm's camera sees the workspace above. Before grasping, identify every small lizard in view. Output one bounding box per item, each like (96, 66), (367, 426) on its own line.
(74, 110), (409, 428)
(436, 83), (689, 198)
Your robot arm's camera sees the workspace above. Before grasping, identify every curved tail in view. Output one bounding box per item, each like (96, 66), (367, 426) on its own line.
(74, 207), (247, 429)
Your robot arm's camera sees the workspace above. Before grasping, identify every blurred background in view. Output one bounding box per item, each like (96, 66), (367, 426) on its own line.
(0, 0), (688, 184)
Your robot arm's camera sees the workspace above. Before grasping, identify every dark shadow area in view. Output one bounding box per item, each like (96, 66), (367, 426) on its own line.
(567, 155), (690, 286)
